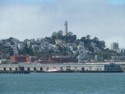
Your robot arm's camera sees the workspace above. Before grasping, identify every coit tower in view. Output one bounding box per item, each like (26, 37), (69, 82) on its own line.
(64, 21), (68, 36)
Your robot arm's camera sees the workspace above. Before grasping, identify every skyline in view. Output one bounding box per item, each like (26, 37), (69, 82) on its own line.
(0, 0), (125, 48)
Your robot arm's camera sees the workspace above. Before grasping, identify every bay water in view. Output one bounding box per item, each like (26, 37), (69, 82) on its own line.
(0, 73), (125, 94)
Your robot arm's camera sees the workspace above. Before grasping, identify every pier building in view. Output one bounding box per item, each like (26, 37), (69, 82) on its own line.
(0, 62), (124, 73)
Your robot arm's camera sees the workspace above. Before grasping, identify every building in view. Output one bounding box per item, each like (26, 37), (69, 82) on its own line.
(17, 42), (25, 50)
(10, 55), (39, 63)
(52, 56), (78, 63)
(55, 39), (63, 46)
(111, 56), (125, 62)
(111, 42), (119, 53)
(26, 56), (37, 63)
(121, 48), (125, 56)
(10, 56), (27, 63)
(0, 62), (123, 72)
(11, 45), (18, 55)
(37, 56), (52, 63)
(104, 63), (122, 72)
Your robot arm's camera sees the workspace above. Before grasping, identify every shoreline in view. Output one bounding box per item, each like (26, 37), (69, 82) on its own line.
(0, 70), (124, 74)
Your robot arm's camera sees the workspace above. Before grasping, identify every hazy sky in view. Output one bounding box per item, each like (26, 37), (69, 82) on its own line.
(0, 0), (125, 48)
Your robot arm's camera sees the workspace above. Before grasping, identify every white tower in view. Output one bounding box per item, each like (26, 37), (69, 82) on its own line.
(64, 21), (68, 36)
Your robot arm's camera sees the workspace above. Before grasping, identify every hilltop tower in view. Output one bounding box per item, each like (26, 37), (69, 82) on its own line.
(64, 21), (68, 36)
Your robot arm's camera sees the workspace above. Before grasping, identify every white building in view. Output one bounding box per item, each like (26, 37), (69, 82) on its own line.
(18, 42), (25, 50)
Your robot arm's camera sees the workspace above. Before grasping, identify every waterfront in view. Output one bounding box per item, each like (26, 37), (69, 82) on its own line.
(0, 62), (124, 72)
(0, 73), (125, 94)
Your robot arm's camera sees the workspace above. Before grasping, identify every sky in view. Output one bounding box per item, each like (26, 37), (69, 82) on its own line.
(0, 0), (125, 48)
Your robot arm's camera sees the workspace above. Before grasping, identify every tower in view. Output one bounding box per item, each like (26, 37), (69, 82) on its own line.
(111, 42), (119, 53)
(64, 21), (68, 36)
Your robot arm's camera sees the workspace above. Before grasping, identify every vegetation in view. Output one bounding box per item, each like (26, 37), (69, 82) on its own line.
(0, 31), (120, 61)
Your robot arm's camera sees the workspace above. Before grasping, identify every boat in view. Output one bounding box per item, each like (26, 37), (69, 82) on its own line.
(46, 68), (59, 72)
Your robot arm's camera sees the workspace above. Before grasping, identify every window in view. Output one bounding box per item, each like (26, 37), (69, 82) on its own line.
(60, 67), (63, 71)
(4, 68), (6, 71)
(27, 67), (30, 71)
(9, 68), (12, 71)
(40, 67), (43, 71)
(19, 67), (24, 71)
(66, 66), (71, 70)
(46, 67), (49, 70)
(82, 67), (84, 71)
(34, 67), (36, 71)
(15, 68), (18, 71)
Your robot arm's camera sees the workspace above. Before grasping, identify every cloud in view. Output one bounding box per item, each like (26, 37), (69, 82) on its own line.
(0, 0), (125, 48)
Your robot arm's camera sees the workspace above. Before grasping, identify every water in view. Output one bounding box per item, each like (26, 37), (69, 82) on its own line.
(0, 73), (125, 94)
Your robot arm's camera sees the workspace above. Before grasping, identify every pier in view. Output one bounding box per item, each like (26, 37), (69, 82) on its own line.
(0, 62), (124, 73)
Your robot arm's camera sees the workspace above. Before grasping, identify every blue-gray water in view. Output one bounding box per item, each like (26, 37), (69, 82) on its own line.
(0, 73), (125, 94)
